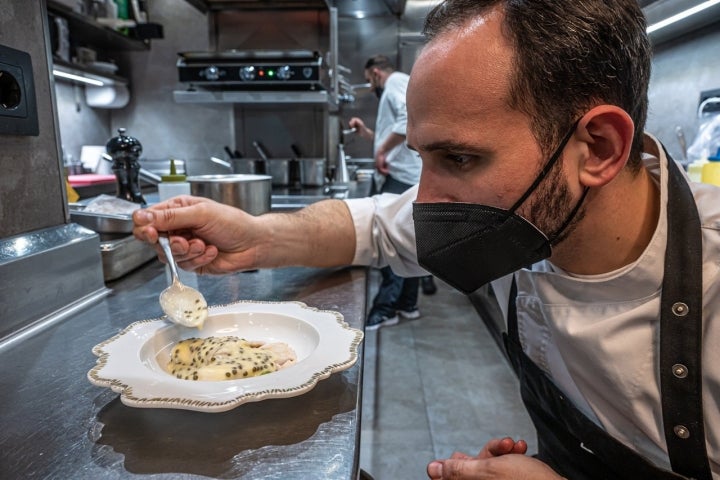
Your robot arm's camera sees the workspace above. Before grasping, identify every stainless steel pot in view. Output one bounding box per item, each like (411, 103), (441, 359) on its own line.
(187, 174), (272, 215)
(268, 159), (290, 186)
(300, 158), (326, 186)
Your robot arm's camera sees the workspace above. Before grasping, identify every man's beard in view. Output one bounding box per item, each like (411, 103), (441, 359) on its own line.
(525, 163), (586, 247)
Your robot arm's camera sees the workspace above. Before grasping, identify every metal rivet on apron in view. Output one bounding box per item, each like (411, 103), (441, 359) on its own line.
(673, 425), (690, 439)
(672, 364), (688, 378)
(671, 302), (689, 316)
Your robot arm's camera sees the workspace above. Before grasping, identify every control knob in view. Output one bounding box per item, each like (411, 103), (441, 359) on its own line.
(202, 65), (220, 81)
(240, 66), (256, 81)
(277, 65), (292, 81)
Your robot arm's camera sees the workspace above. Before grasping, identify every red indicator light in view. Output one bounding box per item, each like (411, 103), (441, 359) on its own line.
(259, 70), (265, 77)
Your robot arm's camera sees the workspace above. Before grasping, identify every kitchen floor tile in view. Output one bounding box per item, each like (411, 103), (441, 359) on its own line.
(359, 272), (536, 480)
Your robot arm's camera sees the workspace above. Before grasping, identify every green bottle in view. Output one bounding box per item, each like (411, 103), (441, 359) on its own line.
(114, 0), (129, 19)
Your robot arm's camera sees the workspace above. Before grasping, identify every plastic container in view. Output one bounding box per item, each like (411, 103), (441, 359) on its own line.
(157, 159), (190, 200)
(701, 148), (720, 186)
(688, 159), (708, 182)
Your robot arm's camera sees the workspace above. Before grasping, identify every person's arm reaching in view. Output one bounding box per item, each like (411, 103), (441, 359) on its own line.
(375, 132), (406, 174)
(348, 117), (373, 141)
(132, 195), (357, 275)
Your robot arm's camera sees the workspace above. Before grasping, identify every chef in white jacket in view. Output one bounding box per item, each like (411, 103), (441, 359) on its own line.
(134, 0), (719, 478)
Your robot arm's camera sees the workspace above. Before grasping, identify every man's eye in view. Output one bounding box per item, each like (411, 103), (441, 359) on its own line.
(446, 154), (474, 167)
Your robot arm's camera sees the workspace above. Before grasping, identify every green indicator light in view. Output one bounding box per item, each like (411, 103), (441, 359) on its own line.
(268, 70), (275, 77)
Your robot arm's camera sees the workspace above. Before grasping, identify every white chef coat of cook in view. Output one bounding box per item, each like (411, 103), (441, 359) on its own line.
(373, 71), (422, 186)
(345, 133), (720, 476)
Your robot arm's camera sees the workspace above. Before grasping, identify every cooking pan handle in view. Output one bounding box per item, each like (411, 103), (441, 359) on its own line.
(252, 141), (270, 163)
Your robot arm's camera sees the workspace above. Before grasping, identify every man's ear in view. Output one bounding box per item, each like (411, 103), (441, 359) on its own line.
(576, 105), (634, 188)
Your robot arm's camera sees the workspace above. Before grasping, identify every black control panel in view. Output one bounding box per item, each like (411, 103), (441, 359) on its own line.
(178, 63), (322, 85)
(177, 50), (325, 90)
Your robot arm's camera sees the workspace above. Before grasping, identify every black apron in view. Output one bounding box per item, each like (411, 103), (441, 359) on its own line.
(503, 153), (713, 480)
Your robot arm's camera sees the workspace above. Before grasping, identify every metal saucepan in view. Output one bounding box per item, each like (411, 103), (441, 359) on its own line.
(187, 174), (272, 215)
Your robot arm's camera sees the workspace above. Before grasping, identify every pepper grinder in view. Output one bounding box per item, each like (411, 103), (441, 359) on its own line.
(106, 127), (146, 205)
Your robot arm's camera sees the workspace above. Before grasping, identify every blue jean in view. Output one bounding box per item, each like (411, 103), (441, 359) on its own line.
(368, 175), (420, 319)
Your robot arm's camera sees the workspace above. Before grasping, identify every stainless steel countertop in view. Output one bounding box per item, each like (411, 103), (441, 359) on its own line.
(0, 261), (369, 479)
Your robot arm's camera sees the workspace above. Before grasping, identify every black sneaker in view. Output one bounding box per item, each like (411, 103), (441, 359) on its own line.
(421, 276), (437, 295)
(365, 313), (399, 331)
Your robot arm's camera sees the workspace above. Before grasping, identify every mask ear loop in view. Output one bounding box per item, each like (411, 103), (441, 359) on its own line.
(548, 186), (590, 245)
(508, 118), (582, 214)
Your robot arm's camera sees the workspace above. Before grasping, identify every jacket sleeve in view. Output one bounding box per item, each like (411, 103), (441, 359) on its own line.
(387, 79), (408, 137)
(344, 184), (429, 277)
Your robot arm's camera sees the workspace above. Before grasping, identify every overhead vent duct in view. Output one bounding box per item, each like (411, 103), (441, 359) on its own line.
(334, 0), (407, 17)
(643, 0), (720, 45)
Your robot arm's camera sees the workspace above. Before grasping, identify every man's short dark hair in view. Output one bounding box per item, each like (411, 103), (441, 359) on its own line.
(365, 55), (395, 72)
(423, 0), (651, 171)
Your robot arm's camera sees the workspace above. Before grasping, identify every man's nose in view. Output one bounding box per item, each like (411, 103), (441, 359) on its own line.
(417, 172), (453, 203)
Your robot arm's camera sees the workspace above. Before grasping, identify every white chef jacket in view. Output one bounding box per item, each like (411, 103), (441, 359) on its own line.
(345, 133), (720, 476)
(374, 71), (422, 186)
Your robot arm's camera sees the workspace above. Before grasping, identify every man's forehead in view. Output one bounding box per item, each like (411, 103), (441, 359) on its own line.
(408, 39), (512, 128)
(410, 11), (511, 93)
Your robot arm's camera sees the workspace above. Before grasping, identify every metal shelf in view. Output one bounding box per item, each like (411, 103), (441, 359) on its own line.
(182, 0), (329, 13)
(173, 89), (329, 104)
(47, 0), (149, 51)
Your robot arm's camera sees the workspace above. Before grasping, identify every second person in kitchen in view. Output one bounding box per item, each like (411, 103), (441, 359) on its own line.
(348, 54), (436, 330)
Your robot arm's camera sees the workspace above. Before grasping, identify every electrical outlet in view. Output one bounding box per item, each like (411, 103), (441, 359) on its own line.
(0, 44), (39, 136)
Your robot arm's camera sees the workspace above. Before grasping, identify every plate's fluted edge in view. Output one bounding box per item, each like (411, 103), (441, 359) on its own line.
(87, 300), (364, 413)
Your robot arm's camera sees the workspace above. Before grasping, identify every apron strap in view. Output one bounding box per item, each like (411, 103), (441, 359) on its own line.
(504, 152), (711, 479)
(659, 154), (712, 479)
(505, 278), (521, 374)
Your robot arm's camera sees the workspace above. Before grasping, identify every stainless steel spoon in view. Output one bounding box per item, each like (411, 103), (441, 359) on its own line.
(157, 234), (208, 328)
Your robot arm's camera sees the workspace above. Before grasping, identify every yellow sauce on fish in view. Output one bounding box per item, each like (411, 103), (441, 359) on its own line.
(167, 336), (284, 381)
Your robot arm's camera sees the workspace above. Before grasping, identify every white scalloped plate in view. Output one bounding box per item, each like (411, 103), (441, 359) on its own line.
(87, 301), (364, 413)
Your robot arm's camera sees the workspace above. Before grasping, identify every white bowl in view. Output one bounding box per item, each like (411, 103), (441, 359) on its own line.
(88, 300), (364, 412)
